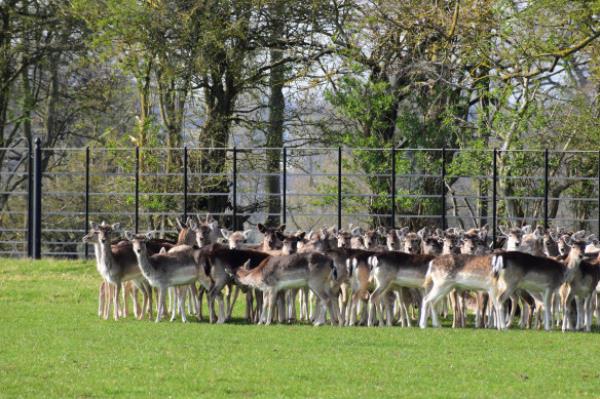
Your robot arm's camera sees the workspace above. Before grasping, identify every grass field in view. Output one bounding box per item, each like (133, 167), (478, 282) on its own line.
(1, 258), (600, 398)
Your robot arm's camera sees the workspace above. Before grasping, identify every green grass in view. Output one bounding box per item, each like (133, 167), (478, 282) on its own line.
(1, 259), (600, 398)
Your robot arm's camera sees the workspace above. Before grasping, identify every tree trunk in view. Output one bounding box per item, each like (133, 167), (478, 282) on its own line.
(265, 5), (285, 226)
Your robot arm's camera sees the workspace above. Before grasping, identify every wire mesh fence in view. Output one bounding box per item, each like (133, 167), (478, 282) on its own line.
(0, 142), (598, 258)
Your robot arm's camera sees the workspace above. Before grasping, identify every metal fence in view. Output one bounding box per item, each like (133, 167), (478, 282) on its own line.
(0, 139), (599, 258)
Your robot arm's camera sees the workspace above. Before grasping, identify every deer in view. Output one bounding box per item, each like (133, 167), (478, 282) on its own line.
(125, 231), (212, 323)
(193, 213), (221, 247)
(83, 222), (173, 321)
(362, 227), (386, 250)
(419, 253), (502, 329)
(560, 240), (600, 332)
(234, 251), (341, 326)
(221, 228), (253, 250)
(345, 250), (379, 326)
(254, 224), (286, 254)
(318, 246), (375, 326)
(385, 227), (410, 251)
(446, 231), (491, 328)
(368, 251), (435, 327)
(195, 243), (272, 323)
(490, 251), (565, 331)
(167, 216), (206, 320)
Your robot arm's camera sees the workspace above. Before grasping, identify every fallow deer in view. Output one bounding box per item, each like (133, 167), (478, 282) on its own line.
(419, 254), (502, 329)
(235, 252), (341, 326)
(491, 251), (565, 331)
(83, 222), (173, 320)
(560, 241), (600, 332)
(368, 251), (435, 327)
(126, 231), (212, 323)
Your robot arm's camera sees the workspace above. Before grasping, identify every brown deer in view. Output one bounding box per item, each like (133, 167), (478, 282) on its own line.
(368, 251), (435, 327)
(560, 241), (600, 332)
(419, 254), (502, 329)
(126, 231), (212, 322)
(83, 222), (174, 320)
(235, 252), (341, 326)
(491, 251), (565, 331)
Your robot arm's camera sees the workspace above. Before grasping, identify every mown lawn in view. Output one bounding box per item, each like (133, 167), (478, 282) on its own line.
(1, 258), (600, 398)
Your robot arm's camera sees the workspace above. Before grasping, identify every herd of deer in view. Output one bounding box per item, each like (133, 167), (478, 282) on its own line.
(82, 214), (600, 332)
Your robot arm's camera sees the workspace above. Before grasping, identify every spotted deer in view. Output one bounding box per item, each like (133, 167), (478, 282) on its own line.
(83, 222), (173, 320)
(235, 251), (341, 326)
(560, 241), (600, 332)
(419, 254), (502, 329)
(368, 251), (435, 327)
(196, 244), (271, 323)
(126, 231), (212, 323)
(491, 251), (565, 331)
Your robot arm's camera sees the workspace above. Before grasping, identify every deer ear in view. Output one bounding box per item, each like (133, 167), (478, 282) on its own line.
(243, 230), (253, 239)
(145, 231), (154, 240)
(350, 226), (362, 236)
(276, 231), (285, 241)
(124, 230), (133, 240)
(90, 221), (99, 230)
(278, 224), (286, 232)
(220, 228), (230, 239)
(100, 221), (107, 227)
(330, 226), (338, 235)
(241, 259), (251, 270)
(111, 223), (120, 231)
(297, 232), (306, 240)
(376, 226), (386, 236)
(159, 247), (167, 254)
(257, 223), (266, 233)
(521, 225), (532, 235)
(176, 218), (184, 231)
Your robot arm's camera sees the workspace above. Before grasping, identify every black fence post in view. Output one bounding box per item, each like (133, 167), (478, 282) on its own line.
(441, 147), (447, 230)
(183, 146), (188, 221)
(544, 148), (549, 229)
(492, 148), (497, 248)
(84, 146), (90, 258)
(597, 150), (600, 236)
(337, 146), (342, 230)
(282, 147), (287, 225)
(391, 147), (396, 229)
(32, 137), (42, 259)
(135, 146), (139, 234)
(232, 147), (237, 230)
(27, 140), (33, 257)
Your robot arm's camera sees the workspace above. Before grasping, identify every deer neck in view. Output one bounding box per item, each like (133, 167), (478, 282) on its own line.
(98, 240), (116, 272)
(91, 241), (102, 272)
(133, 244), (154, 280)
(237, 268), (264, 289)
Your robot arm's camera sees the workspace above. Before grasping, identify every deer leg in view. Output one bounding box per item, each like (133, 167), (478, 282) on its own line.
(265, 290), (277, 325)
(121, 283), (129, 318)
(170, 287), (179, 322)
(368, 286), (388, 327)
(420, 283), (452, 328)
(180, 287), (188, 323)
(227, 285), (241, 321)
(98, 281), (106, 318)
(575, 296), (583, 331)
(112, 282), (121, 321)
(543, 289), (553, 331)
(156, 287), (166, 322)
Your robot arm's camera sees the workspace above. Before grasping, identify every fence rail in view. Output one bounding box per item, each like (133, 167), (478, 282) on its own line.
(0, 140), (598, 258)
